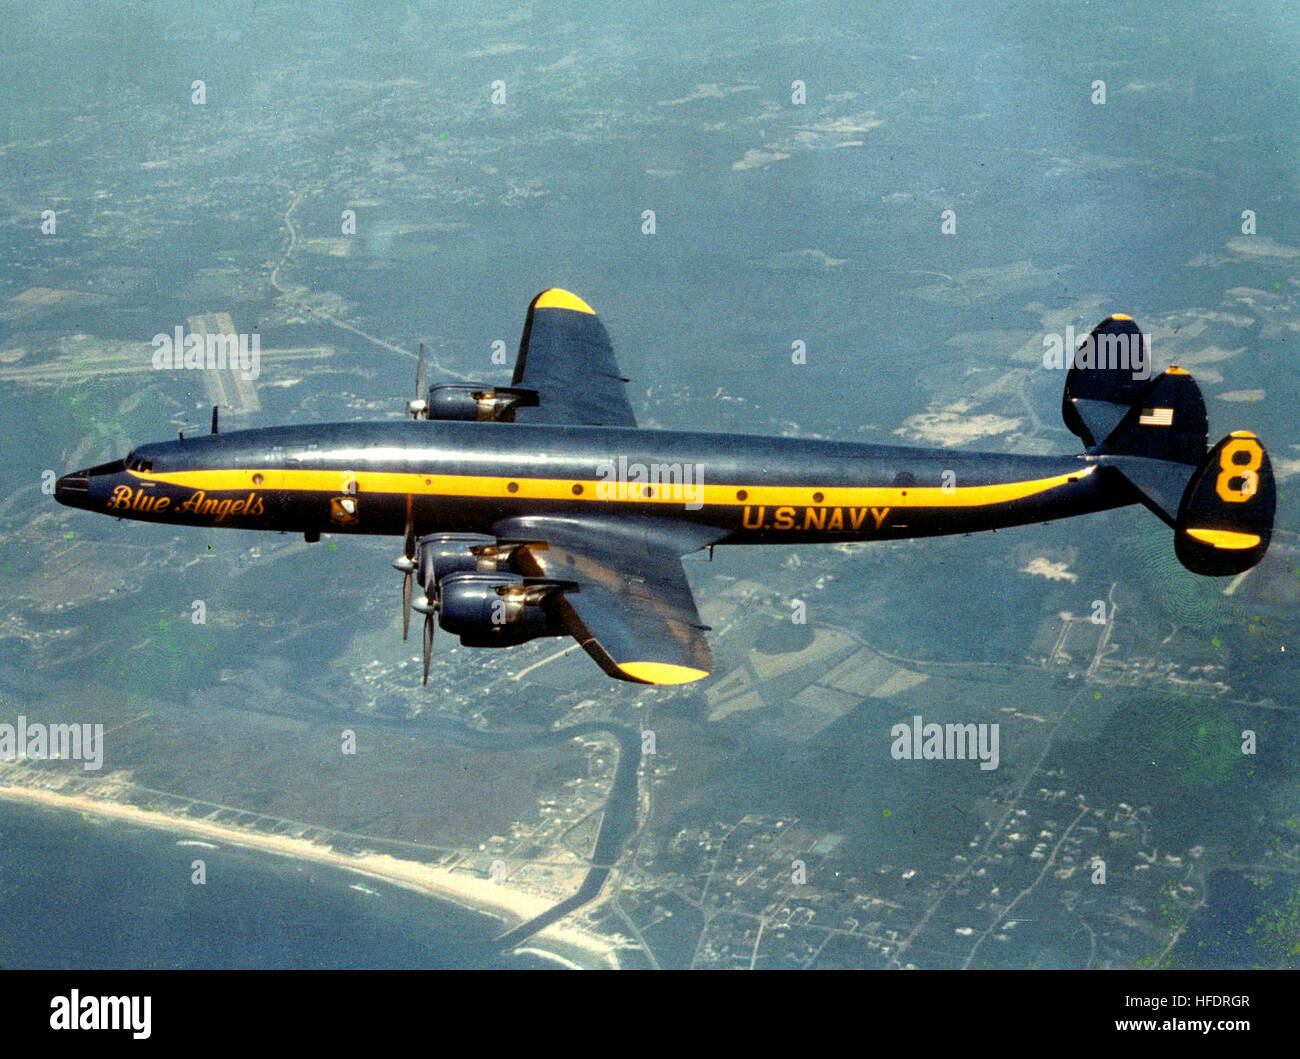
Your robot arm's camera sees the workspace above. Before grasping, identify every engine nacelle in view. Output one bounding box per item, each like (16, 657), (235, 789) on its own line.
(415, 533), (502, 591)
(437, 571), (564, 647)
(426, 384), (539, 423)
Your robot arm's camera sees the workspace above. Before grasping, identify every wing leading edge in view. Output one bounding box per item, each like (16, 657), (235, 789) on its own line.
(494, 514), (721, 685)
(509, 289), (637, 427)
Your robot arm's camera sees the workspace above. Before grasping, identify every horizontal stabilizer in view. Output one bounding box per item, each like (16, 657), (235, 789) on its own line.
(1097, 454), (1195, 525)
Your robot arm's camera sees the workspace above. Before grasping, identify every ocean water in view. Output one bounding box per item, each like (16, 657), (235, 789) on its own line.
(0, 803), (555, 969)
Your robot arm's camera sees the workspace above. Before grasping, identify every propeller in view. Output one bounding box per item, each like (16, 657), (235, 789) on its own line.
(394, 341), (426, 635)
(412, 581), (441, 685)
(403, 560), (413, 640)
(392, 516), (417, 640)
(422, 603), (435, 685)
(407, 342), (428, 419)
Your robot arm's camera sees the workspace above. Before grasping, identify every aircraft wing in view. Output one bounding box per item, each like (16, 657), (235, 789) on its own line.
(494, 513), (720, 684)
(509, 289), (638, 427)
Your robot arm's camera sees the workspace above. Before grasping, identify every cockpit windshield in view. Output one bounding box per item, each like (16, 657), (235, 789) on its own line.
(124, 454), (153, 473)
(82, 458), (127, 477)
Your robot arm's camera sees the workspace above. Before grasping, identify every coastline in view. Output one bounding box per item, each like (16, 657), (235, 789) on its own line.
(0, 782), (619, 968)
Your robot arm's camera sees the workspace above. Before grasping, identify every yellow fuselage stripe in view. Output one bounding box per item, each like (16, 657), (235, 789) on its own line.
(131, 465), (1093, 509)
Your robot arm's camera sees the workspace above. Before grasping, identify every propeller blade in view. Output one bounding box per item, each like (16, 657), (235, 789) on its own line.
(406, 343), (429, 419)
(422, 611), (434, 685)
(402, 569), (412, 641)
(399, 515), (417, 640)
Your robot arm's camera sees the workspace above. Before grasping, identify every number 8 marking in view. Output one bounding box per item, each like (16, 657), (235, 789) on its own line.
(1215, 438), (1262, 502)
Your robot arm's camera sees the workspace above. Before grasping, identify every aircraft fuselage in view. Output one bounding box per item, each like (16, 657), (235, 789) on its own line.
(56, 419), (1131, 545)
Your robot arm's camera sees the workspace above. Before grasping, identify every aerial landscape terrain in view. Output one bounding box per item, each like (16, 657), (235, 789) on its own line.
(0, 1), (1297, 969)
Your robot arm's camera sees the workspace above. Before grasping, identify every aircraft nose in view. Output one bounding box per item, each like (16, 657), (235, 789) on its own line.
(54, 469), (90, 508)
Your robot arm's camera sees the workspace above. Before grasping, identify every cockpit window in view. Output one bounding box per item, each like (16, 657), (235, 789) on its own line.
(125, 454), (153, 473)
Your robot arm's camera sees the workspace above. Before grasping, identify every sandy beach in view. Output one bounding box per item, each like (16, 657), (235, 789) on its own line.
(0, 781), (619, 968)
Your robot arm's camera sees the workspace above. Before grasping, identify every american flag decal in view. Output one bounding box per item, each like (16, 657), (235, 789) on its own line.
(1139, 407), (1174, 427)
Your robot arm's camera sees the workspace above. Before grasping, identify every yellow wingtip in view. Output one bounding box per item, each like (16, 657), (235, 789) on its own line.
(617, 662), (709, 685)
(534, 289), (595, 314)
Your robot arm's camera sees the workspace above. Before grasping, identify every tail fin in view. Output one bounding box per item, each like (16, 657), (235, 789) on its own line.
(1062, 315), (1275, 576)
(1173, 431), (1275, 576)
(1095, 365), (1208, 466)
(1062, 315), (1157, 446)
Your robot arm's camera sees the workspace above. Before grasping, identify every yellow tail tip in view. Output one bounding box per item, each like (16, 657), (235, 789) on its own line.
(534, 289), (595, 314)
